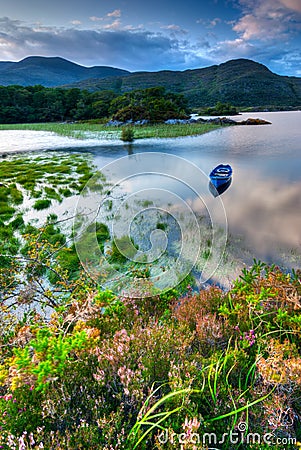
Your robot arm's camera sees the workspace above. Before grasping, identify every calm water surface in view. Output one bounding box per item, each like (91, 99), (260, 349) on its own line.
(88, 111), (301, 272)
(1, 111), (301, 283)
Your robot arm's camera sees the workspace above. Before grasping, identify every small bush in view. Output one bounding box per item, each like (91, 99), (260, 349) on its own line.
(121, 126), (135, 142)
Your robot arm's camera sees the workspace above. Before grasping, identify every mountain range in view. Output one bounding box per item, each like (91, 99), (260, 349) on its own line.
(0, 56), (129, 87)
(0, 56), (300, 108)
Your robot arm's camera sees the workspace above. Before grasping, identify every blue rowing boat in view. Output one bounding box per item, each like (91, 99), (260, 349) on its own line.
(209, 164), (232, 197)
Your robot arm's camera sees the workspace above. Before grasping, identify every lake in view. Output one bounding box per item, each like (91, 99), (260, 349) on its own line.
(1, 111), (301, 289)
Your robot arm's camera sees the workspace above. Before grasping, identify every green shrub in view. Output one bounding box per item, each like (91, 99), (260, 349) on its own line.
(121, 126), (135, 142)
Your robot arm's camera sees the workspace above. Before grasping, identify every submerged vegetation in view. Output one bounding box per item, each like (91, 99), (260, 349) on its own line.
(0, 152), (96, 300)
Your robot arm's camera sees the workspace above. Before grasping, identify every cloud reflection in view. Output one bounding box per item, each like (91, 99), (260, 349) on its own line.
(213, 168), (301, 265)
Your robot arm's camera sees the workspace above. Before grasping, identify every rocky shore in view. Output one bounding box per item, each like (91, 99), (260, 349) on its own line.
(200, 116), (272, 125)
(106, 116), (272, 127)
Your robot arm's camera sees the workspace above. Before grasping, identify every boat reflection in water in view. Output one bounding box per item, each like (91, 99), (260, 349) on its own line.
(209, 164), (233, 197)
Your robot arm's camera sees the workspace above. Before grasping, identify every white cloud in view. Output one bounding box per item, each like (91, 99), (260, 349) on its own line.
(160, 24), (188, 35)
(0, 9), (299, 76)
(208, 37), (256, 60)
(232, 13), (285, 40)
(197, 0), (301, 73)
(89, 10), (122, 29)
(89, 16), (103, 22)
(233, 0), (301, 41)
(103, 19), (122, 30)
(196, 17), (222, 28)
(123, 24), (144, 31)
(107, 9), (121, 18)
(209, 18), (222, 27)
(272, 50), (301, 74)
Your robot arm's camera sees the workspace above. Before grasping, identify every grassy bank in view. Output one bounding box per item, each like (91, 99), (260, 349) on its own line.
(0, 121), (221, 140)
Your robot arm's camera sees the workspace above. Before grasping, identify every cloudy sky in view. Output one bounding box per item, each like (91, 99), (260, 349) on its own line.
(0, 0), (300, 75)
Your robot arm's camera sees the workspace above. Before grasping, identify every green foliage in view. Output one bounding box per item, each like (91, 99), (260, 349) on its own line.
(111, 87), (190, 123)
(0, 262), (301, 448)
(0, 60), (300, 123)
(121, 126), (135, 142)
(10, 214), (25, 230)
(156, 222), (167, 231)
(203, 101), (238, 116)
(0, 151), (102, 339)
(54, 59), (301, 109)
(0, 85), (119, 123)
(0, 151), (300, 450)
(0, 121), (221, 140)
(75, 221), (110, 267)
(0, 203), (15, 220)
(44, 186), (62, 201)
(9, 184), (23, 204)
(13, 328), (89, 391)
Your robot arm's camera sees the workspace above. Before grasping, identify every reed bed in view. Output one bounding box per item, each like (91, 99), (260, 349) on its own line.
(0, 122), (221, 140)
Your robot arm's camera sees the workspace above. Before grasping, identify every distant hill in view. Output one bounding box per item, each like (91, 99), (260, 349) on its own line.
(0, 56), (300, 108)
(0, 56), (130, 87)
(62, 59), (301, 108)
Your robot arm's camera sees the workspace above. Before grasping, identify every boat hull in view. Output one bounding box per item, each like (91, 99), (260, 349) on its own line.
(209, 164), (233, 197)
(209, 178), (232, 197)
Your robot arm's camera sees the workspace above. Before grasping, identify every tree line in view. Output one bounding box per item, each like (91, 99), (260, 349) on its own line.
(0, 85), (190, 124)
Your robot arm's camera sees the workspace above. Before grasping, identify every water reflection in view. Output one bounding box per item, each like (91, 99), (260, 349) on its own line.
(74, 153), (230, 292)
(124, 143), (134, 155)
(224, 171), (301, 256)
(1, 111), (301, 282)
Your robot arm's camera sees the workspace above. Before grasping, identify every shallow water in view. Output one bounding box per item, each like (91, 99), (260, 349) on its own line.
(1, 111), (301, 287)
(0, 129), (121, 155)
(87, 111), (301, 273)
